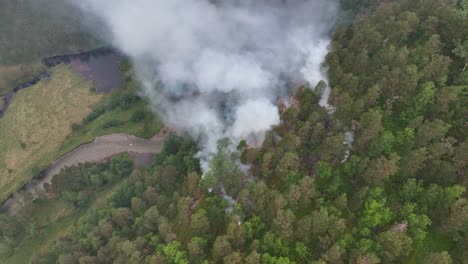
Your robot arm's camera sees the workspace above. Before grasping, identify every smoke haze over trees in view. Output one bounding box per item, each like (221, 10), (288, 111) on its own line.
(0, 0), (466, 263)
(71, 0), (338, 168)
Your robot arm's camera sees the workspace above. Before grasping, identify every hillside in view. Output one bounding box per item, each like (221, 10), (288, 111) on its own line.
(0, 0), (98, 65)
(0, 0), (466, 263)
(0, 65), (101, 202)
(0, 0), (99, 96)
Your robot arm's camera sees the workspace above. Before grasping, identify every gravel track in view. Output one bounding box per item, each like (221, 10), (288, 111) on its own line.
(2, 132), (167, 214)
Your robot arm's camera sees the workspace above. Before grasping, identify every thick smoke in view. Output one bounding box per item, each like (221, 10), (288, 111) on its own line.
(72, 0), (338, 170)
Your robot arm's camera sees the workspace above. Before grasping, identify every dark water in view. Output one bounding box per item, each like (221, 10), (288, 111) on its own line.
(71, 53), (124, 93)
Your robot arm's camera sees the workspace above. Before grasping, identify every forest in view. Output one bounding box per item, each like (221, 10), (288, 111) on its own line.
(0, 0), (466, 263)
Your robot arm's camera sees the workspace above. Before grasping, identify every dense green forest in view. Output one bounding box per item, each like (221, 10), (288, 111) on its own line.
(0, 0), (466, 263)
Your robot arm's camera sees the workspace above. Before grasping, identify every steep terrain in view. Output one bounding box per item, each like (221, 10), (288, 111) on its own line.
(0, 0), (466, 263)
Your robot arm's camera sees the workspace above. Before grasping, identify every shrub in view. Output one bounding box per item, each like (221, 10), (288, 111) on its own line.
(102, 119), (123, 129)
(108, 91), (139, 111)
(19, 141), (27, 149)
(84, 104), (106, 123)
(71, 123), (82, 132)
(119, 92), (138, 110)
(131, 109), (147, 122)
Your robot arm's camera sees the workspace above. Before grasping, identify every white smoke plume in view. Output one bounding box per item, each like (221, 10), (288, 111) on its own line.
(72, 0), (338, 170)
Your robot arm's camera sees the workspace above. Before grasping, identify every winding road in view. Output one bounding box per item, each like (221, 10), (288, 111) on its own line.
(41, 133), (166, 184)
(2, 131), (168, 215)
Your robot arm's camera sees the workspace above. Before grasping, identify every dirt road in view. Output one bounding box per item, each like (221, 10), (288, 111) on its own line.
(43, 133), (165, 181)
(2, 132), (167, 214)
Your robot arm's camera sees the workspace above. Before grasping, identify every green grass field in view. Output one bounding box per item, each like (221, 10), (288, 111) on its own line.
(58, 99), (163, 157)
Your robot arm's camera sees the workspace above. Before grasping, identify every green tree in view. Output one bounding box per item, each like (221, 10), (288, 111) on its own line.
(191, 209), (210, 237)
(212, 235), (232, 261)
(355, 253), (380, 264)
(362, 154), (400, 185)
(245, 251), (261, 264)
(400, 203), (431, 244)
(321, 243), (344, 264)
(226, 220), (246, 249)
(201, 138), (243, 196)
(272, 209), (295, 240)
(262, 253), (296, 264)
(415, 119), (450, 147)
(355, 110), (384, 152)
(224, 251), (244, 264)
(369, 131), (395, 157)
(111, 207), (132, 227)
(142, 206), (160, 232)
(360, 188), (392, 229)
(187, 237), (207, 261)
(261, 232), (290, 257)
(442, 198), (468, 232)
(453, 38), (468, 73)
(319, 134), (348, 162)
(378, 230), (412, 262)
(276, 152), (300, 184)
(160, 241), (189, 264)
(400, 147), (428, 177)
(244, 215), (266, 241)
(426, 251), (453, 264)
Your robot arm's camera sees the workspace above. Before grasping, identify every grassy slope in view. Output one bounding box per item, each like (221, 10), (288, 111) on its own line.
(0, 65), (163, 203)
(0, 65), (101, 202)
(0, 70), (162, 262)
(1, 98), (163, 262)
(58, 99), (163, 157)
(4, 178), (130, 264)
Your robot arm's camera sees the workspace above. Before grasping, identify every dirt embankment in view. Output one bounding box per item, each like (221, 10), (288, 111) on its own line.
(2, 130), (169, 215)
(41, 48), (116, 67)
